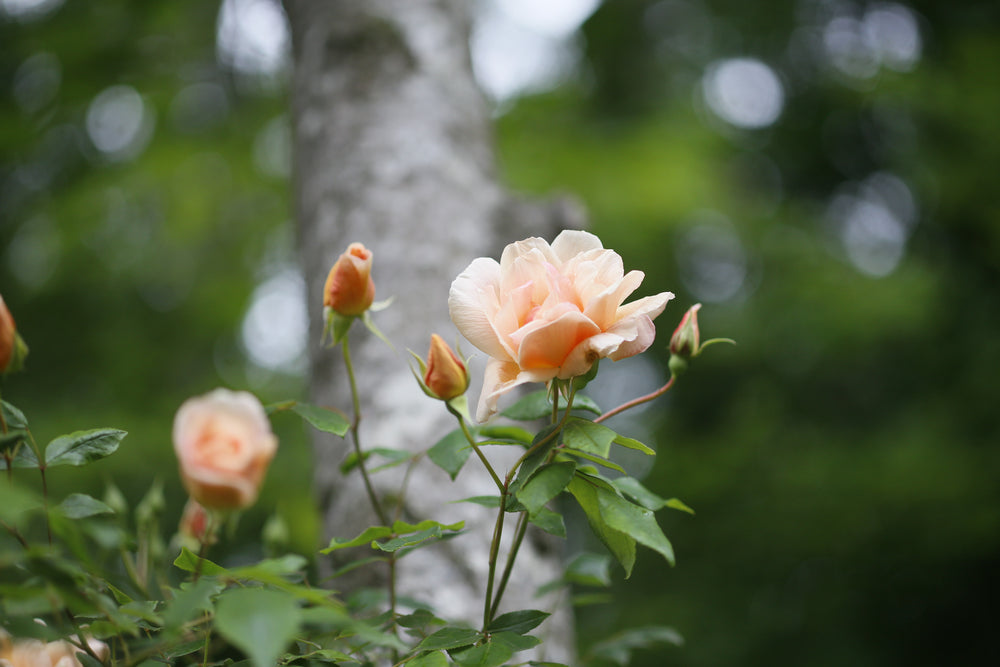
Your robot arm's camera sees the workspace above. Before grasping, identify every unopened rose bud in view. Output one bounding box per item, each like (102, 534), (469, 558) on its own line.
(669, 303), (702, 359)
(423, 334), (469, 401)
(179, 498), (215, 545)
(0, 294), (28, 375)
(323, 243), (376, 317)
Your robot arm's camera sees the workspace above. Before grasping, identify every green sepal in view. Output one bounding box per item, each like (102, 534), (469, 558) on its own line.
(2, 332), (28, 375)
(322, 307), (355, 347)
(362, 310), (395, 349)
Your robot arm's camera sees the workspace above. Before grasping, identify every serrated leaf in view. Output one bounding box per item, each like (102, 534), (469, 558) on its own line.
(415, 626), (481, 652)
(529, 507), (566, 538)
(612, 433), (655, 455)
(214, 588), (301, 667)
(428, 428), (472, 480)
(487, 609), (549, 635)
(44, 429), (125, 467)
(567, 477), (636, 577)
(55, 493), (114, 519)
(321, 525), (393, 553)
(516, 461), (576, 516)
(561, 419), (616, 458)
(172, 547), (228, 576)
(612, 477), (667, 510)
(597, 488), (675, 567)
(292, 403), (349, 436)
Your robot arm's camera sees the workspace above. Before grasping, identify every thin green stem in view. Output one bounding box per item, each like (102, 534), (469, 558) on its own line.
(594, 374), (675, 423)
(447, 404), (503, 492)
(489, 511), (528, 619)
(39, 465), (52, 545)
(341, 337), (388, 526)
(482, 482), (507, 634)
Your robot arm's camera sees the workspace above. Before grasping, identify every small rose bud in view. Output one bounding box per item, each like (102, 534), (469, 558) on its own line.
(179, 498), (214, 545)
(424, 334), (469, 401)
(669, 303), (702, 359)
(0, 294), (28, 375)
(324, 242), (376, 317)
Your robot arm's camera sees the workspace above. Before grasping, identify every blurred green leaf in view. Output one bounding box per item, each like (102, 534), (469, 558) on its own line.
(172, 547), (227, 576)
(487, 609), (550, 635)
(54, 493), (114, 519)
(44, 429), (126, 467)
(517, 461), (576, 516)
(409, 651), (449, 667)
(428, 427), (472, 480)
(291, 402), (349, 437)
(415, 626), (481, 652)
(214, 588), (301, 667)
(587, 625), (684, 665)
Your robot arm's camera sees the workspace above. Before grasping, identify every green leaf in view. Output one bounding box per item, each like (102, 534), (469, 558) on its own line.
(428, 428), (472, 480)
(528, 507), (566, 538)
(409, 651), (449, 667)
(612, 433), (655, 455)
(172, 547), (228, 576)
(475, 425), (534, 445)
(511, 424), (561, 491)
(566, 552), (613, 587)
(214, 588), (301, 667)
(487, 609), (550, 635)
(597, 488), (675, 567)
(567, 477), (636, 577)
(161, 579), (220, 630)
(321, 525), (393, 553)
(415, 626), (481, 652)
(564, 393), (601, 415)
(372, 521), (464, 554)
(0, 434), (38, 469)
(560, 448), (625, 473)
(368, 447), (414, 472)
(665, 497), (696, 515)
(291, 402), (349, 437)
(450, 640), (512, 667)
(44, 429), (126, 467)
(1, 401), (28, 429)
(453, 495), (501, 508)
(54, 493), (114, 519)
(529, 662), (570, 667)
(0, 429), (27, 452)
(501, 390), (552, 420)
(561, 418), (616, 458)
(397, 608), (447, 629)
(516, 461), (576, 516)
(612, 477), (667, 510)
(0, 482), (42, 523)
(587, 626), (684, 666)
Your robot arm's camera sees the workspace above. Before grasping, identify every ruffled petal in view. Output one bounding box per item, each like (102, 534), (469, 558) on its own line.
(448, 258), (513, 361)
(476, 358), (548, 422)
(583, 270), (645, 329)
(516, 309), (601, 371)
(607, 315), (657, 361)
(550, 230), (604, 263)
(615, 291), (674, 322)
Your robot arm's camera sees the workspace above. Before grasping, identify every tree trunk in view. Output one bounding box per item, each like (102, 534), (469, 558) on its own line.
(285, 0), (580, 661)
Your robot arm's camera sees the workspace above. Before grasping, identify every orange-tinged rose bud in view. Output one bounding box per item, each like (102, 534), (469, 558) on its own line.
(0, 296), (14, 370)
(323, 242), (375, 316)
(172, 389), (278, 511)
(179, 498), (214, 544)
(424, 334), (469, 401)
(669, 303), (702, 359)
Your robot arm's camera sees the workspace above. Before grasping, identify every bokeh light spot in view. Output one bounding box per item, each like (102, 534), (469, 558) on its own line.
(703, 58), (785, 129)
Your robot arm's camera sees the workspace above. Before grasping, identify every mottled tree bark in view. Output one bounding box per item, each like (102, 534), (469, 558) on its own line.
(285, 0), (580, 662)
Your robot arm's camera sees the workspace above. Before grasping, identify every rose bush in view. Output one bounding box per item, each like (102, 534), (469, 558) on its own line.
(172, 388), (278, 510)
(449, 229), (674, 421)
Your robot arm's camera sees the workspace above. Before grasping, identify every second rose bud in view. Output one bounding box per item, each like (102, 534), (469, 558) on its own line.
(413, 334), (469, 402)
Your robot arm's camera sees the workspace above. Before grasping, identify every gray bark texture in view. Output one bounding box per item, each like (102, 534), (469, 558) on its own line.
(285, 0), (583, 662)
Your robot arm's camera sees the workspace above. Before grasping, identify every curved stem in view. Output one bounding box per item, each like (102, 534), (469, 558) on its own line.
(594, 375), (676, 424)
(482, 483), (507, 633)
(447, 404), (503, 492)
(341, 337), (388, 526)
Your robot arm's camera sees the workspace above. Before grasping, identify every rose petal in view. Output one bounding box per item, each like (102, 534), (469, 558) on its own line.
(607, 315), (657, 361)
(550, 230), (604, 263)
(516, 310), (601, 371)
(583, 270), (645, 328)
(448, 258), (513, 361)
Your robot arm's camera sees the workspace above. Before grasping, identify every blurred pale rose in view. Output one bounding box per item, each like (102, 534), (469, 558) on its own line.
(449, 230), (674, 421)
(172, 389), (278, 510)
(323, 242), (375, 316)
(0, 629), (108, 667)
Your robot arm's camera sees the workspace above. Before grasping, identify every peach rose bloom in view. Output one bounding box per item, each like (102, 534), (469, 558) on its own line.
(173, 389), (278, 510)
(449, 230), (673, 421)
(324, 242), (375, 316)
(0, 628), (109, 667)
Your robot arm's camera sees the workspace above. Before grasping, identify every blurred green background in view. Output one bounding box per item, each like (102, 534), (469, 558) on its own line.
(2, 0), (998, 665)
